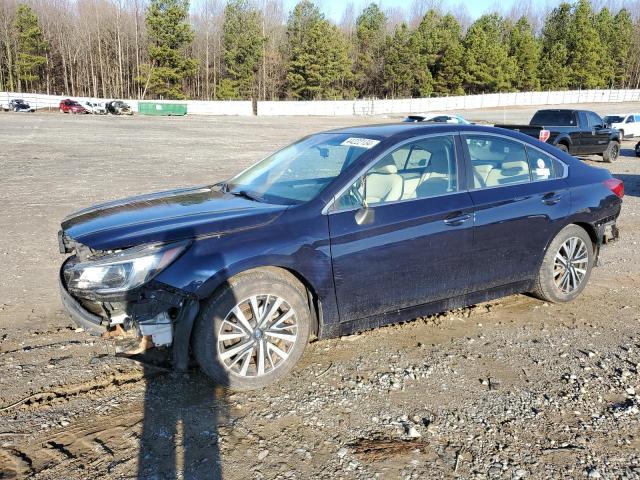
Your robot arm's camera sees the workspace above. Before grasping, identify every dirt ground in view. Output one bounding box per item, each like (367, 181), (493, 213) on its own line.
(0, 106), (639, 480)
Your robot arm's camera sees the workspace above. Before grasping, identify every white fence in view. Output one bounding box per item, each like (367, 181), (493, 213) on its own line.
(0, 92), (253, 116)
(2, 89), (640, 117)
(258, 89), (640, 116)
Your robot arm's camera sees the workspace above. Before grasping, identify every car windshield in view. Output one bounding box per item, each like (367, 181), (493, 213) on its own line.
(604, 115), (624, 124)
(224, 133), (376, 204)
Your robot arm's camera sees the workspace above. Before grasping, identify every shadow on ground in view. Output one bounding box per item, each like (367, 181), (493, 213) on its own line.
(136, 356), (229, 480)
(614, 174), (640, 197)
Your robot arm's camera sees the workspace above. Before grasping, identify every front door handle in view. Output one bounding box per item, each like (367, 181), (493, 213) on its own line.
(444, 213), (472, 226)
(542, 193), (564, 205)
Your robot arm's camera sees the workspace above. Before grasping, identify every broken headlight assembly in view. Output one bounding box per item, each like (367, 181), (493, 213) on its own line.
(63, 241), (189, 295)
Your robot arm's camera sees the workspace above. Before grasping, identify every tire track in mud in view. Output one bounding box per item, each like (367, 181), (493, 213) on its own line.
(0, 367), (154, 413)
(1, 408), (145, 478)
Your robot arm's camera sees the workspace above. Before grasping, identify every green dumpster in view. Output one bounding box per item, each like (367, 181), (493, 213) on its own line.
(138, 102), (188, 116)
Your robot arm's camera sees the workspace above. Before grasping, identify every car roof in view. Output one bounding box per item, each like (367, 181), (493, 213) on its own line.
(323, 122), (495, 140)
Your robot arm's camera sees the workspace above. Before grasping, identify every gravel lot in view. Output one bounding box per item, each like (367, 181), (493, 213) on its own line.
(0, 105), (639, 480)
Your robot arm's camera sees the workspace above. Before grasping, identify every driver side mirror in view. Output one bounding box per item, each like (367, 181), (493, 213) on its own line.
(354, 174), (375, 225)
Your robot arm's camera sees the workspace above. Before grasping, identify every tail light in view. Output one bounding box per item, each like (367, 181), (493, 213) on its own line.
(539, 129), (550, 143)
(603, 178), (624, 198)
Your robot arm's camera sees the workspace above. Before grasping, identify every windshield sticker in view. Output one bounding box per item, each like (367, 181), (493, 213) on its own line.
(341, 137), (380, 149)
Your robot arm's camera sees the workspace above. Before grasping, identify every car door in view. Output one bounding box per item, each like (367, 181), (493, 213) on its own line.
(327, 134), (474, 323)
(462, 133), (571, 292)
(583, 111), (610, 153)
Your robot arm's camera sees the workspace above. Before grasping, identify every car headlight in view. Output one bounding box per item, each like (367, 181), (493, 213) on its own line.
(63, 241), (188, 294)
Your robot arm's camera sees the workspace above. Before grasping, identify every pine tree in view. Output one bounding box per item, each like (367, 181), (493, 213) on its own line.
(432, 14), (465, 95)
(383, 23), (431, 98)
(14, 4), (47, 92)
(220, 0), (264, 99)
(595, 8), (616, 87)
(509, 16), (541, 91)
(567, 0), (602, 88)
(353, 3), (387, 97)
(539, 2), (572, 89)
(612, 9), (634, 87)
(287, 16), (352, 99)
(463, 14), (515, 94)
(141, 0), (198, 99)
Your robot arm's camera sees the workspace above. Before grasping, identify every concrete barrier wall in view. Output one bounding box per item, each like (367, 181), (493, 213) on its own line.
(258, 89), (640, 116)
(3, 89), (640, 116)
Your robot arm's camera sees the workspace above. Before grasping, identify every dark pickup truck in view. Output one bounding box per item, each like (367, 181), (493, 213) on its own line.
(496, 109), (621, 162)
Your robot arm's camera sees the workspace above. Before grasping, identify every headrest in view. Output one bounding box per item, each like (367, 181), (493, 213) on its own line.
(501, 161), (528, 176)
(371, 163), (398, 174)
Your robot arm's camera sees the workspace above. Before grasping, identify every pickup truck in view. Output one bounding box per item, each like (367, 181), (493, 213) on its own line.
(495, 109), (621, 162)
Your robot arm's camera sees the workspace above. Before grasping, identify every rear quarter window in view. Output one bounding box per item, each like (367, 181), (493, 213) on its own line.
(526, 147), (564, 181)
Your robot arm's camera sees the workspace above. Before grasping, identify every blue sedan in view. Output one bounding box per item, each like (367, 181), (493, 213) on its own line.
(58, 123), (623, 390)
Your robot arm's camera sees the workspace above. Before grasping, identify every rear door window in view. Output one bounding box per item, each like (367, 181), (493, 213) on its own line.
(465, 135), (531, 188)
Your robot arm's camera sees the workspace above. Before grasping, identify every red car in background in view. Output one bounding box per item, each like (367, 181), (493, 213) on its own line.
(59, 99), (87, 114)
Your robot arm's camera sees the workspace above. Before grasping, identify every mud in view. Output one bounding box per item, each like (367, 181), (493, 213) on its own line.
(0, 110), (639, 479)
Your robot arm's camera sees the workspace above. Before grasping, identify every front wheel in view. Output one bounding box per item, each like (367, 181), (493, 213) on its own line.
(602, 141), (620, 163)
(532, 225), (594, 303)
(193, 269), (310, 390)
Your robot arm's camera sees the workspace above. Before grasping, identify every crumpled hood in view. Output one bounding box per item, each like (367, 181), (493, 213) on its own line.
(61, 185), (288, 251)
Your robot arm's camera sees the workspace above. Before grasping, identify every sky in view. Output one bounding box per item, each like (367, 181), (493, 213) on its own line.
(281, 0), (562, 22)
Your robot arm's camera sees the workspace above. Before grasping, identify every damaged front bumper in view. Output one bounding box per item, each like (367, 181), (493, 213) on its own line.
(59, 256), (199, 371)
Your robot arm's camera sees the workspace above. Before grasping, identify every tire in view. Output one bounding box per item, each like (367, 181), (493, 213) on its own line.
(556, 143), (569, 154)
(193, 268), (311, 390)
(532, 225), (594, 303)
(602, 141), (620, 163)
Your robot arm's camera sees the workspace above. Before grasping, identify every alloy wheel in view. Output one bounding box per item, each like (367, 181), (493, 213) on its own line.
(553, 237), (588, 294)
(217, 294), (298, 377)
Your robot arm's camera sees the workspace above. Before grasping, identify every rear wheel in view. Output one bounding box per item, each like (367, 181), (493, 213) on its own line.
(602, 141), (620, 163)
(556, 143), (569, 154)
(532, 225), (594, 303)
(193, 269), (310, 390)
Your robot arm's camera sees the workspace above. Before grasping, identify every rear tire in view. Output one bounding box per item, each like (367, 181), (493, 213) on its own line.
(532, 225), (594, 303)
(602, 141), (620, 163)
(556, 143), (569, 154)
(193, 269), (310, 390)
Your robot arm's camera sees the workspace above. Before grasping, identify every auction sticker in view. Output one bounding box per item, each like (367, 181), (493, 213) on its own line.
(341, 137), (380, 149)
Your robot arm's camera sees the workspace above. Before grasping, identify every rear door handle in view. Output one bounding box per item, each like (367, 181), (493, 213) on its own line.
(542, 193), (564, 205)
(444, 213), (472, 226)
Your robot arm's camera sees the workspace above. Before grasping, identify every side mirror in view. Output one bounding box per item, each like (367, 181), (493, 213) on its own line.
(354, 174), (375, 225)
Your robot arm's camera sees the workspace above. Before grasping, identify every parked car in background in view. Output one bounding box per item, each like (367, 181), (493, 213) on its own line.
(403, 113), (471, 124)
(106, 100), (133, 115)
(1, 99), (35, 112)
(496, 109), (621, 162)
(58, 123), (623, 390)
(59, 99), (87, 114)
(603, 113), (640, 139)
(83, 101), (107, 115)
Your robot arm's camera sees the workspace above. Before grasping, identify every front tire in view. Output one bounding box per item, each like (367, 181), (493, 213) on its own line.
(193, 269), (310, 390)
(602, 141), (620, 163)
(532, 225), (594, 303)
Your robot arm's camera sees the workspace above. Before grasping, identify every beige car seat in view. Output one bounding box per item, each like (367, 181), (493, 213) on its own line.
(484, 161), (530, 186)
(365, 158), (403, 204)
